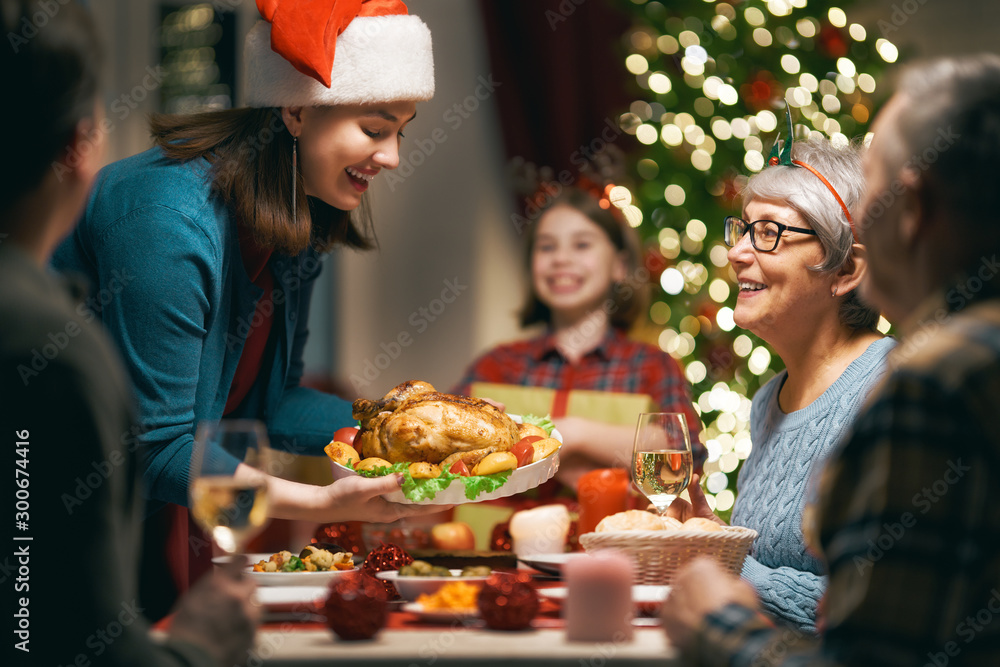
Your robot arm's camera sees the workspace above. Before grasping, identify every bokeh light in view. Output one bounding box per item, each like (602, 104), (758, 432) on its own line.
(620, 0), (885, 512)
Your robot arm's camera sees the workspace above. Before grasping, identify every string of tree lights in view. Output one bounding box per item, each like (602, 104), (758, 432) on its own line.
(609, 0), (896, 514)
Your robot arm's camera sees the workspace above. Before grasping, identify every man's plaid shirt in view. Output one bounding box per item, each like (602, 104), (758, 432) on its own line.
(689, 274), (1000, 666)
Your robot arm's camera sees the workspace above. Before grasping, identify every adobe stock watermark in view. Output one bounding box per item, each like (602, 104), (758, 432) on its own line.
(889, 253), (1000, 370)
(751, 626), (808, 667)
(384, 75), (502, 191)
(51, 66), (166, 182)
(225, 251), (328, 352)
(349, 276), (469, 393)
(406, 615), (481, 666)
(859, 125), (960, 235)
(510, 117), (625, 235)
(6, 0), (73, 53)
(556, 264), (651, 361)
(924, 588), (1000, 667)
(545, 0), (589, 31)
(17, 267), (136, 386)
(59, 599), (144, 662)
(853, 458), (970, 575)
(877, 0), (930, 37)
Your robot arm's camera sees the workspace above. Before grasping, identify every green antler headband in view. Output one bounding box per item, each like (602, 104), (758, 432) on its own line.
(766, 106), (858, 243)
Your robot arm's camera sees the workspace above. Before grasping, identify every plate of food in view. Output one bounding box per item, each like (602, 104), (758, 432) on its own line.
(537, 585), (671, 604)
(325, 381), (562, 505)
(376, 560), (492, 600)
(400, 579), (483, 622)
(214, 546), (357, 586)
(253, 586), (329, 607)
(401, 602), (480, 623)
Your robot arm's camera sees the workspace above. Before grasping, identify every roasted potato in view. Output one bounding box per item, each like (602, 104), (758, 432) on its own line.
(530, 438), (561, 463)
(517, 422), (548, 440)
(408, 461), (442, 479)
(324, 441), (360, 468)
(471, 451), (518, 476)
(440, 446), (499, 472)
(355, 456), (393, 472)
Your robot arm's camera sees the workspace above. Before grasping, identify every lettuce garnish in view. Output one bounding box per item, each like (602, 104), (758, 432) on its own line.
(520, 414), (555, 436)
(354, 462), (513, 501)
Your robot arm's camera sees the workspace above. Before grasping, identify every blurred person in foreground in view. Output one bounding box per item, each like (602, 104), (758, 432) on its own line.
(667, 134), (893, 632)
(662, 54), (1000, 666)
(0, 1), (256, 665)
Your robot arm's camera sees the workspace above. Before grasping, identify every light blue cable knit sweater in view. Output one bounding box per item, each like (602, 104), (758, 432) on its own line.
(730, 337), (895, 632)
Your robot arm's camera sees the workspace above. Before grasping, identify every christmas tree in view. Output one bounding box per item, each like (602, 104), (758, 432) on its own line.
(615, 0), (896, 514)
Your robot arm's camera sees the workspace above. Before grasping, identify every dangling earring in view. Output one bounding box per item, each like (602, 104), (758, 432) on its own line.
(291, 136), (298, 227)
(831, 287), (838, 298)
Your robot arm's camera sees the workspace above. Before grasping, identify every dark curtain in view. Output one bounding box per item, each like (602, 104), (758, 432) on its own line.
(478, 0), (635, 180)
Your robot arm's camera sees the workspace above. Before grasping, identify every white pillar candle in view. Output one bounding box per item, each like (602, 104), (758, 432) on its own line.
(508, 504), (570, 557)
(564, 550), (634, 643)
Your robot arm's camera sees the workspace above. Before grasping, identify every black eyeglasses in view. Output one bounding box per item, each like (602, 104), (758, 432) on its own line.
(723, 216), (818, 252)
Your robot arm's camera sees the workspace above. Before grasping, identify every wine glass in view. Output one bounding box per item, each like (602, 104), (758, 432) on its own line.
(189, 419), (272, 555)
(631, 412), (693, 516)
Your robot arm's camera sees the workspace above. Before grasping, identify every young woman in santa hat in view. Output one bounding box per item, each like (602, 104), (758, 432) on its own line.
(53, 1), (437, 526)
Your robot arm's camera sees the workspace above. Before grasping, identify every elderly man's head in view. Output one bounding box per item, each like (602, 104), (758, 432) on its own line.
(859, 55), (1000, 322)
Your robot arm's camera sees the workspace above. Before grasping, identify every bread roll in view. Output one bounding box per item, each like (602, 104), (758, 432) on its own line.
(595, 510), (665, 532)
(682, 517), (723, 532)
(661, 517), (684, 530)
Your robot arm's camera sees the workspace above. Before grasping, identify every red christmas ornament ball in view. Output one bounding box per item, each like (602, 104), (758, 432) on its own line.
(362, 542), (414, 599)
(323, 571), (389, 640)
(819, 23), (849, 58)
(490, 520), (512, 552)
(477, 572), (539, 630)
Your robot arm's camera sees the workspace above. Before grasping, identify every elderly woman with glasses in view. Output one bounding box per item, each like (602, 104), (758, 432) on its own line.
(667, 135), (895, 632)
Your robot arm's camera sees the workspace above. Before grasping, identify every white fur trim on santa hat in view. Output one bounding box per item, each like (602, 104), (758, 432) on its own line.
(244, 14), (434, 107)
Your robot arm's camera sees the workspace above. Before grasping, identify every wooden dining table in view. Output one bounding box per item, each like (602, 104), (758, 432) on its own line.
(159, 574), (680, 666)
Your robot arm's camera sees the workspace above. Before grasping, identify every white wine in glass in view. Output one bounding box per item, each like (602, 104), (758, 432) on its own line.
(631, 412), (693, 515)
(189, 420), (271, 555)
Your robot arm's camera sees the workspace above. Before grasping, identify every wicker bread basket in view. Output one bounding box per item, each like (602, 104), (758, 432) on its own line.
(578, 526), (758, 585)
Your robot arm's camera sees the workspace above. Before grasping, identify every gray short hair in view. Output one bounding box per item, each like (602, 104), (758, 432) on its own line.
(892, 55), (1000, 246)
(741, 135), (879, 331)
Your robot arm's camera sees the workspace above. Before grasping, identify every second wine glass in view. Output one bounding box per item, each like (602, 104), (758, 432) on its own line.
(631, 412), (693, 516)
(189, 419), (272, 555)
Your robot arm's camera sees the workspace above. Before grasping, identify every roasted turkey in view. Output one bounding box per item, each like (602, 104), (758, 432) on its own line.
(352, 381), (520, 466)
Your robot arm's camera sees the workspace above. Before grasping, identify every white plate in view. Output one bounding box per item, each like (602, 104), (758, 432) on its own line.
(376, 569), (491, 601)
(517, 552), (589, 575)
(254, 586), (328, 607)
(214, 553), (357, 587)
(330, 414), (562, 505)
(538, 585), (671, 604)
(401, 602), (479, 622)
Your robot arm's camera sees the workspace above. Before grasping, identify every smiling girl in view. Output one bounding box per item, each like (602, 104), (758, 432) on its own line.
(454, 184), (702, 491)
(52, 1), (440, 526)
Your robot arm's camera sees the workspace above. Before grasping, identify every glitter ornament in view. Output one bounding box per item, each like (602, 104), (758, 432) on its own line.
(362, 543), (413, 598)
(477, 572), (539, 630)
(323, 571), (388, 641)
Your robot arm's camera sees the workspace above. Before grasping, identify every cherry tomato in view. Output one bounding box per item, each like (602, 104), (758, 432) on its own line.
(511, 439), (536, 468)
(449, 460), (471, 476)
(332, 426), (359, 447)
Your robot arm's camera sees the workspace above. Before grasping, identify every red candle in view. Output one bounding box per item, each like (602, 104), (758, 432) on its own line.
(577, 468), (629, 535)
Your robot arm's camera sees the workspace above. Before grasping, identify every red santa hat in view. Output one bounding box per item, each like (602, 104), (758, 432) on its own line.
(245, 0), (434, 107)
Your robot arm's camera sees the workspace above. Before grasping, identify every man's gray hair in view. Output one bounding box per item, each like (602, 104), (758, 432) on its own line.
(741, 135), (879, 331)
(892, 55), (1000, 242)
